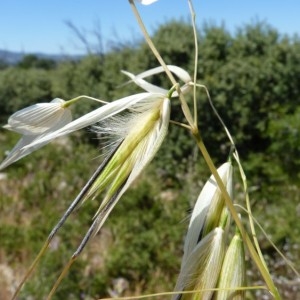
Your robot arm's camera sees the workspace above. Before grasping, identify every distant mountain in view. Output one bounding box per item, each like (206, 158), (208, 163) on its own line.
(0, 49), (82, 65)
(0, 50), (24, 64)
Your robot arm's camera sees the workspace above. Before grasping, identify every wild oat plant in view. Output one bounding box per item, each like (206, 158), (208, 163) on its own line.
(0, 0), (298, 299)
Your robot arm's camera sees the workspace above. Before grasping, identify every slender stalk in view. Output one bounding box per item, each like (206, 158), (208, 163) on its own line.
(196, 81), (269, 270)
(129, 0), (173, 83)
(187, 0), (199, 127)
(128, 0), (195, 127)
(11, 242), (50, 300)
(170, 120), (191, 130)
(97, 286), (267, 300)
(236, 204), (300, 277)
(234, 151), (268, 270)
(192, 132), (281, 300)
(63, 95), (108, 108)
(46, 259), (75, 300)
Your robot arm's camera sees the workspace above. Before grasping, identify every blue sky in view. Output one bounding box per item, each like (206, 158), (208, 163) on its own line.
(1, 0), (299, 55)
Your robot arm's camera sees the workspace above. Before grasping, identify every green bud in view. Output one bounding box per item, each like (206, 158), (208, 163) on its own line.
(213, 230), (246, 300)
(174, 227), (226, 300)
(183, 162), (233, 265)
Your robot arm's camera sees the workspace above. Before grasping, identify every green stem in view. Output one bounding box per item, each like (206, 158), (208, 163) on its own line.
(128, 0), (195, 127)
(63, 95), (108, 108)
(194, 81), (270, 275)
(187, 0), (199, 127)
(234, 152), (268, 270)
(193, 132), (281, 300)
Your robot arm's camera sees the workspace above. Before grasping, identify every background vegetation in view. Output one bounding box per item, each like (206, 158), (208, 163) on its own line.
(0, 21), (299, 299)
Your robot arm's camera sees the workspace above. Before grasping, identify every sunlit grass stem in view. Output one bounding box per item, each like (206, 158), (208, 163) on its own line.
(97, 285), (268, 300)
(129, 0), (195, 128)
(192, 81), (269, 271)
(187, 0), (199, 127)
(62, 95), (108, 108)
